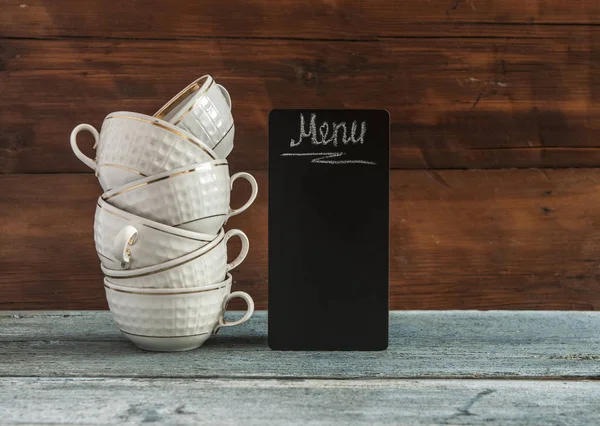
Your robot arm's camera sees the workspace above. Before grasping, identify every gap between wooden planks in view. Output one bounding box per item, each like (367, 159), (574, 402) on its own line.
(2, 169), (600, 310)
(2, 310), (599, 424)
(1, 311), (599, 378)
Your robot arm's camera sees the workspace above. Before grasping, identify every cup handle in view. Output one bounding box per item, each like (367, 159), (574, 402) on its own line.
(217, 84), (232, 110)
(113, 225), (138, 269)
(70, 124), (99, 171)
(224, 229), (249, 272)
(228, 172), (258, 218)
(214, 291), (254, 333)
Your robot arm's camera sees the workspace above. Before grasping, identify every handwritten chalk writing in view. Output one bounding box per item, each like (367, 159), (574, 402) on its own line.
(290, 113), (311, 147)
(281, 152), (376, 165)
(290, 113), (367, 147)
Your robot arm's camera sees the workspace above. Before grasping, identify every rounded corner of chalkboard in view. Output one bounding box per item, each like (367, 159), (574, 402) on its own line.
(377, 340), (389, 351)
(268, 109), (280, 121)
(267, 337), (283, 351)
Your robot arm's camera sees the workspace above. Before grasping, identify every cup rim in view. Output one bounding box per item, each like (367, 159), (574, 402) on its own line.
(101, 159), (228, 201)
(104, 272), (232, 294)
(96, 197), (217, 242)
(209, 123), (235, 153)
(101, 228), (227, 278)
(153, 75), (212, 121)
(102, 111), (218, 160)
(170, 81), (233, 130)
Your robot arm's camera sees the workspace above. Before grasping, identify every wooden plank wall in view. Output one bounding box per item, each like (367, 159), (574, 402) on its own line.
(1, 0), (600, 310)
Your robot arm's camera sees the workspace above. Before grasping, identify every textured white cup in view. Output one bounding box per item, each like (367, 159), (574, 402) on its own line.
(101, 160), (258, 234)
(105, 273), (254, 351)
(94, 197), (217, 270)
(154, 75), (235, 158)
(102, 228), (249, 289)
(70, 111), (218, 191)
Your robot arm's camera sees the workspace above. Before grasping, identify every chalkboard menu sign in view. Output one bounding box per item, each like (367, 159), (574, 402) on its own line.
(268, 109), (389, 351)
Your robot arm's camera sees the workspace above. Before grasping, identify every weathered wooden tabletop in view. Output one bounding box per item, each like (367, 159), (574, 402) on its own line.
(1, 311), (599, 425)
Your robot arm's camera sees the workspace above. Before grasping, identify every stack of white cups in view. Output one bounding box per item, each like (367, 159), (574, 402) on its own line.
(70, 76), (258, 351)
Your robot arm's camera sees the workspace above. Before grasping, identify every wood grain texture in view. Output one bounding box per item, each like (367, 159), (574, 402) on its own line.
(2, 311), (600, 378)
(2, 170), (600, 310)
(3, 0), (600, 312)
(2, 377), (599, 425)
(1, 0), (598, 39)
(3, 311), (599, 424)
(2, 32), (600, 173)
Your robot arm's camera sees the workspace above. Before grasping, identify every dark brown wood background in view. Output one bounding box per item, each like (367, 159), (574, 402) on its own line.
(2, 0), (600, 310)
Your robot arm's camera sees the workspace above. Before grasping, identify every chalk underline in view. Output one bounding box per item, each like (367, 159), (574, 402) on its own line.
(281, 152), (377, 166)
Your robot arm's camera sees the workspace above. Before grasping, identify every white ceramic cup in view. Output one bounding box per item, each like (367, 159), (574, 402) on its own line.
(94, 197), (217, 270)
(70, 111), (219, 191)
(154, 75), (235, 158)
(101, 160), (258, 235)
(101, 228), (249, 289)
(104, 273), (254, 351)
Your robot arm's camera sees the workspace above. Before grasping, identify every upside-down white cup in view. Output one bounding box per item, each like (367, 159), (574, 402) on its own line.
(94, 197), (217, 270)
(101, 160), (258, 235)
(105, 273), (254, 351)
(154, 75), (235, 158)
(101, 228), (249, 289)
(70, 111), (219, 191)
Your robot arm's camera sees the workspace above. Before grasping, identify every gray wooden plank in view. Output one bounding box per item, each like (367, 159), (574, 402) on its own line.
(1, 377), (599, 425)
(1, 311), (599, 379)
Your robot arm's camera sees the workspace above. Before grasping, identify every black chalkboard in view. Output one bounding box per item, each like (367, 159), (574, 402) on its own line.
(268, 109), (389, 351)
